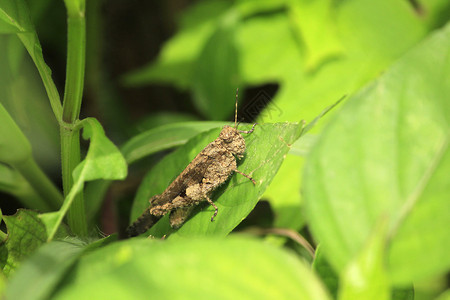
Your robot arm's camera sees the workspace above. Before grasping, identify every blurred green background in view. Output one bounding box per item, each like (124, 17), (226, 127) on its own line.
(1, 0), (449, 299)
(1, 0), (448, 236)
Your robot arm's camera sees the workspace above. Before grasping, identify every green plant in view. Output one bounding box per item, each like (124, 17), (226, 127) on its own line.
(0, 0), (449, 299)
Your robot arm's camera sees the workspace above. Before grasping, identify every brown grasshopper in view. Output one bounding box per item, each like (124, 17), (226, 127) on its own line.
(127, 89), (256, 237)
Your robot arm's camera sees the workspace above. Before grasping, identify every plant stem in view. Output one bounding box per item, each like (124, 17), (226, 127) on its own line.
(60, 128), (87, 235)
(60, 2), (87, 236)
(62, 16), (86, 122)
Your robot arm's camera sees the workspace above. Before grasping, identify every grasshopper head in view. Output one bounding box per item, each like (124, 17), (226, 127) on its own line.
(219, 125), (246, 157)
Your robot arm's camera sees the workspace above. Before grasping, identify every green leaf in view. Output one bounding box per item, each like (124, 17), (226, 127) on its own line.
(313, 244), (339, 299)
(303, 24), (450, 285)
(337, 0), (426, 62)
(420, 0), (450, 30)
(435, 290), (450, 300)
(130, 122), (303, 238)
(338, 220), (390, 300)
(122, 1), (230, 88)
(256, 0), (428, 237)
(235, 11), (303, 84)
(4, 235), (117, 300)
(0, 273), (5, 296)
(0, 103), (62, 212)
(74, 118), (127, 182)
(262, 154), (305, 229)
(43, 118), (127, 241)
(0, 103), (32, 165)
(261, 99), (342, 230)
(0, 0), (62, 119)
(0, 0), (34, 33)
(134, 112), (199, 131)
(121, 121), (227, 164)
(392, 287), (415, 300)
(0, 210), (46, 276)
(191, 25), (240, 119)
(0, 36), (60, 171)
(256, 0), (427, 126)
(289, 0), (343, 70)
(4, 240), (84, 300)
(0, 164), (47, 210)
(51, 237), (331, 300)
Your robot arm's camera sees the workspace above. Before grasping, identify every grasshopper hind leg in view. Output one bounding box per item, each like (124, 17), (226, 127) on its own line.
(205, 195), (218, 222)
(169, 206), (196, 229)
(126, 208), (162, 237)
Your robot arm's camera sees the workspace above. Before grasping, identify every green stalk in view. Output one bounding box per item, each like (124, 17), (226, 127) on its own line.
(62, 15), (86, 122)
(60, 1), (87, 236)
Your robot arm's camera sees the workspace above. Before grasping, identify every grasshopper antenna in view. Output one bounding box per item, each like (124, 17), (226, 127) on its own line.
(235, 88), (239, 129)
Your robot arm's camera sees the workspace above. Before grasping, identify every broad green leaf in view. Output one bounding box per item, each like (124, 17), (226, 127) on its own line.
(289, 134), (318, 156)
(261, 99), (343, 229)
(0, 210), (46, 276)
(0, 103), (31, 165)
(235, 12), (303, 84)
(4, 235), (117, 300)
(0, 0), (62, 119)
(179, 0), (231, 29)
(0, 104), (60, 211)
(43, 118), (127, 240)
(261, 154), (305, 229)
(258, 0), (427, 124)
(0, 100), (62, 212)
(74, 118), (127, 182)
(0, 36), (60, 172)
(0, 164), (48, 210)
(130, 122), (303, 238)
(313, 244), (339, 299)
(1, 32), (25, 75)
(121, 121), (226, 164)
(122, 1), (230, 88)
(337, 0), (425, 62)
(123, 1), (292, 89)
(134, 112), (199, 131)
(303, 24), (450, 285)
(5, 240), (84, 300)
(420, 0), (450, 30)
(51, 238), (331, 300)
(289, 0), (343, 70)
(392, 287), (415, 300)
(338, 220), (390, 300)
(191, 24), (240, 119)
(0, 272), (5, 296)
(0, 0), (55, 73)
(0, 0), (34, 33)
(436, 290), (450, 300)
(256, 0), (428, 233)
(0, 209), (70, 278)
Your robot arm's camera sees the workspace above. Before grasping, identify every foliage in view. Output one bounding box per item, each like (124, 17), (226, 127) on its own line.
(0, 0), (449, 299)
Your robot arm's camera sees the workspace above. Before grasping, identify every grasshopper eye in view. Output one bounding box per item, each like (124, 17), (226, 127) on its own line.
(223, 136), (233, 143)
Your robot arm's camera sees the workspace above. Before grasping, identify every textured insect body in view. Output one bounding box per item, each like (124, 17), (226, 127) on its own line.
(127, 90), (256, 237)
